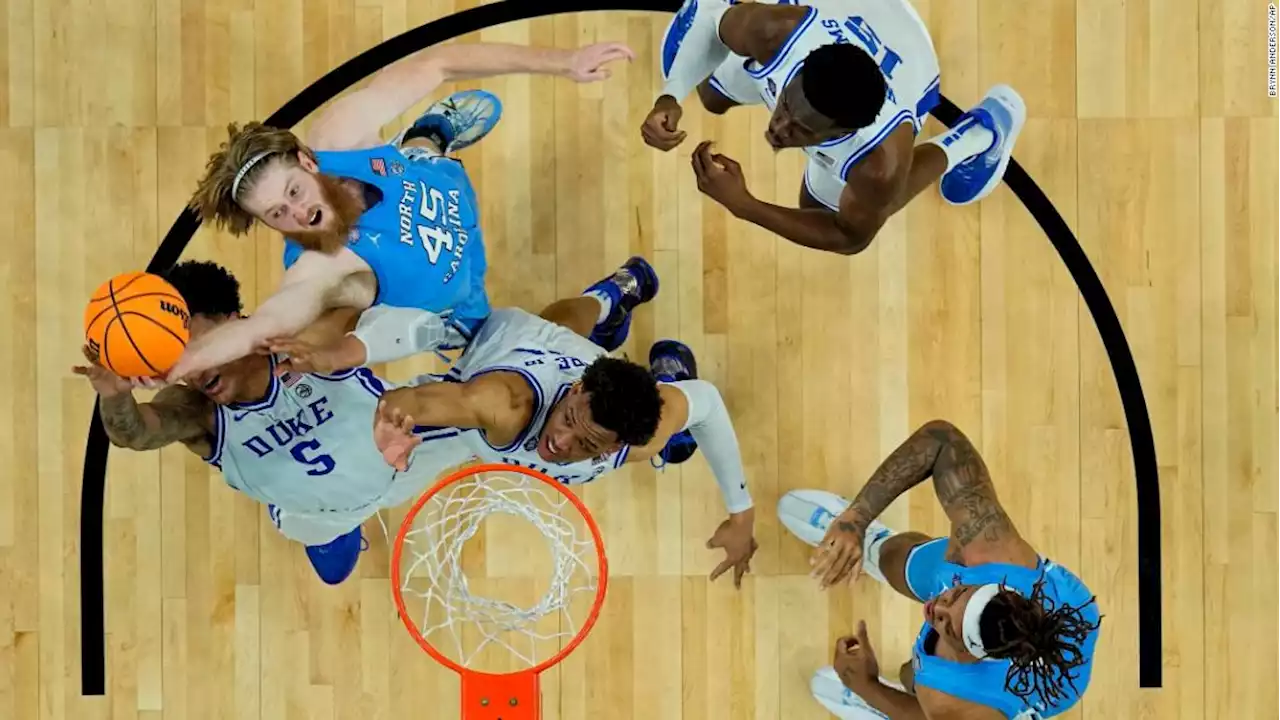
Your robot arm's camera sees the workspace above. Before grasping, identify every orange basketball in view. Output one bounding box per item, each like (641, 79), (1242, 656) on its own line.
(83, 271), (191, 378)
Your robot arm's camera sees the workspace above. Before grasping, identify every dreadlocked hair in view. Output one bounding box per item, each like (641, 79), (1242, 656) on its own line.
(189, 121), (314, 236)
(979, 573), (1102, 710)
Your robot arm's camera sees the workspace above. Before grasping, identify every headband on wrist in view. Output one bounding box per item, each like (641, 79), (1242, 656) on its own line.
(961, 583), (1003, 659)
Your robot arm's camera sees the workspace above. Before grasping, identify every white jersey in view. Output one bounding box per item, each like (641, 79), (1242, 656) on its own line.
(708, 0), (940, 208)
(202, 356), (470, 519)
(438, 308), (633, 485)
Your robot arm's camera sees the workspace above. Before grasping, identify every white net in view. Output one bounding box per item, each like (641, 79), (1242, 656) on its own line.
(395, 468), (603, 673)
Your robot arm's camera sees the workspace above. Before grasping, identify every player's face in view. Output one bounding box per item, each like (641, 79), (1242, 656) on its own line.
(765, 77), (852, 149)
(184, 314), (269, 406)
(535, 387), (623, 464)
(922, 583), (982, 656)
(239, 154), (364, 250)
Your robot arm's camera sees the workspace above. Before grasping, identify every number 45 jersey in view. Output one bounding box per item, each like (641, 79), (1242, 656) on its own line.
(706, 0), (941, 210)
(201, 356), (469, 516)
(282, 144), (490, 330)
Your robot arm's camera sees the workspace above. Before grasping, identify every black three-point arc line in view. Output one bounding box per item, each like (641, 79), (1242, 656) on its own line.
(79, 0), (1161, 695)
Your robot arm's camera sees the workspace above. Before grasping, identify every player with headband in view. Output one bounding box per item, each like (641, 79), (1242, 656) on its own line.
(169, 40), (635, 383)
(777, 420), (1102, 719)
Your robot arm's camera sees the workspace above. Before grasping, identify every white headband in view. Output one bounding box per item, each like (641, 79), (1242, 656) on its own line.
(230, 150), (273, 200)
(961, 583), (1003, 659)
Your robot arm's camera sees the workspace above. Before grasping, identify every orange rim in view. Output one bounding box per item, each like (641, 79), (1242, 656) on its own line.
(389, 462), (609, 679)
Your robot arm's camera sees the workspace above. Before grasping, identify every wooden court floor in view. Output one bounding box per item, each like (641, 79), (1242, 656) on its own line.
(0, 0), (1275, 718)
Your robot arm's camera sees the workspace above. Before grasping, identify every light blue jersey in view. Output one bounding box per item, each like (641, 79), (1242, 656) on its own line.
(282, 144), (490, 335)
(905, 540), (1101, 718)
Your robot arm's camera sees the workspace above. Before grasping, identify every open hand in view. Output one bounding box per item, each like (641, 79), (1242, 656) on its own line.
(72, 345), (166, 396)
(810, 512), (865, 589)
(706, 508), (758, 588)
(373, 392), (422, 471)
(640, 95), (686, 151)
(564, 42), (635, 83)
(691, 141), (751, 212)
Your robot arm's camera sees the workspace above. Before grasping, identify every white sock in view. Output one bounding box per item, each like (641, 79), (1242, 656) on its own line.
(584, 290), (614, 323)
(925, 116), (996, 172)
(861, 520), (896, 585)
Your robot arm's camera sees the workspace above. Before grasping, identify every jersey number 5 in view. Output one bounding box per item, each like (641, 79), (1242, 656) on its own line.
(290, 439), (337, 477)
(416, 183), (455, 264)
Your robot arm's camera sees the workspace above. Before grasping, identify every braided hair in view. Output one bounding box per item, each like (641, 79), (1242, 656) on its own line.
(978, 573), (1102, 710)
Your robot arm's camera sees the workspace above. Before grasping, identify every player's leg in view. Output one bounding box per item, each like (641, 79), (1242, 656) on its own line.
(810, 123), (951, 222)
(394, 89), (504, 156)
(268, 504), (367, 585)
(539, 256), (660, 350)
(648, 339), (700, 464)
(777, 489), (940, 602)
(926, 85), (1027, 206)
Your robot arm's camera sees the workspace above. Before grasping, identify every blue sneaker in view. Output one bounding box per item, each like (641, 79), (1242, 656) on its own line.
(649, 339), (700, 465)
(938, 84), (1026, 206)
(395, 89), (503, 155)
(583, 256), (660, 352)
(305, 525), (366, 585)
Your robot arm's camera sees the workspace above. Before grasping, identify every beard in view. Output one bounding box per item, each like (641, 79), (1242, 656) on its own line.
(289, 172), (367, 254)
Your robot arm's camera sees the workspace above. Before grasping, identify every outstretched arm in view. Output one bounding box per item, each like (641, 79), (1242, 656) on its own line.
(98, 386), (215, 455)
(375, 372), (531, 437)
(308, 41), (634, 151)
(630, 380), (757, 587)
(74, 347), (215, 456)
(631, 380), (753, 513)
(827, 420), (1037, 578)
(266, 303), (477, 376)
(167, 250), (374, 382)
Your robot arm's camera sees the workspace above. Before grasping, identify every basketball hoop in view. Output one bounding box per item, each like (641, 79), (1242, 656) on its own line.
(390, 463), (609, 719)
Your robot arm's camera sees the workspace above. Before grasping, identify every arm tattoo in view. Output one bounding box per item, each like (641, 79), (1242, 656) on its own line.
(100, 386), (213, 451)
(844, 424), (948, 534)
(99, 393), (149, 447)
(845, 421), (1015, 553)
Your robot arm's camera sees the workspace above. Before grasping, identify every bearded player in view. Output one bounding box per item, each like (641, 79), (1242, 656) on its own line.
(168, 40), (635, 382)
(643, 0), (1025, 256)
(74, 261), (474, 585)
(777, 420), (1102, 718)
(288, 257), (760, 585)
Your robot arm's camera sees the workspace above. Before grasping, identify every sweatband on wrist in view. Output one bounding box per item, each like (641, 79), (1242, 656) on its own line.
(349, 305), (458, 365)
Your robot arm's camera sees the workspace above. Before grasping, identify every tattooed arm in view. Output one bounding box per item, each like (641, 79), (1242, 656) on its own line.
(838, 420), (1037, 568)
(98, 386), (216, 457)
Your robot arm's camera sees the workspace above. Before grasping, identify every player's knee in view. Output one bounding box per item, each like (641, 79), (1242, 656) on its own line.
(696, 81), (737, 115)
